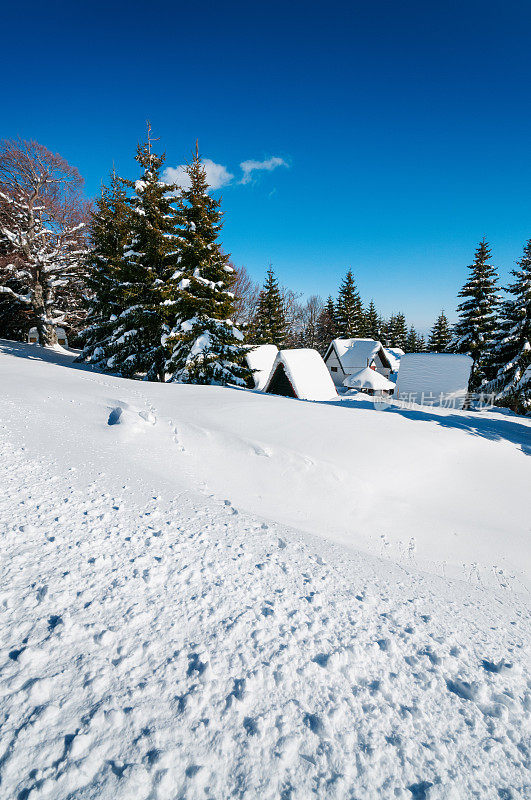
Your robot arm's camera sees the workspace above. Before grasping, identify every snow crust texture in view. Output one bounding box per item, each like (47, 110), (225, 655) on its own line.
(0, 341), (530, 799)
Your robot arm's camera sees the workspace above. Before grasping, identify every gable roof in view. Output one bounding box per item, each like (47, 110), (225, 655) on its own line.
(265, 349), (338, 401)
(385, 347), (405, 373)
(324, 338), (392, 373)
(245, 344), (279, 390)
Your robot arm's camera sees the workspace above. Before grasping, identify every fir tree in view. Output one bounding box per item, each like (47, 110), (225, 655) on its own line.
(428, 310), (452, 352)
(335, 269), (363, 337)
(451, 238), (499, 389)
(378, 316), (390, 347)
(485, 238), (531, 413)
(103, 127), (182, 381)
(249, 266), (288, 347)
(315, 295), (337, 353)
(405, 325), (421, 353)
(165, 144), (252, 386)
(386, 312), (408, 349)
(363, 300), (380, 339)
(79, 170), (130, 368)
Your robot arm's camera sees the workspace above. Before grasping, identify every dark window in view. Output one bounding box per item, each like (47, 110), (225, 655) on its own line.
(331, 366), (337, 372)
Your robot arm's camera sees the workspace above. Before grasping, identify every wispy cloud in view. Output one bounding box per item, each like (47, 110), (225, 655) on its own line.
(239, 156), (288, 184)
(163, 159), (234, 191)
(162, 154), (288, 191)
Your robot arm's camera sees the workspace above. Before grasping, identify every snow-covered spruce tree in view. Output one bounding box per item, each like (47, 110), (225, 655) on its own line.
(363, 299), (381, 339)
(451, 238), (499, 389)
(428, 310), (452, 352)
(386, 312), (408, 350)
(78, 170), (130, 368)
(248, 266), (288, 347)
(485, 238), (531, 413)
(0, 138), (88, 345)
(97, 129), (183, 381)
(335, 269), (363, 337)
(405, 325), (424, 353)
(165, 145), (252, 386)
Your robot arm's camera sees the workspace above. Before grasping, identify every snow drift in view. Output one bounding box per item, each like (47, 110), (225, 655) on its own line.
(0, 339), (530, 800)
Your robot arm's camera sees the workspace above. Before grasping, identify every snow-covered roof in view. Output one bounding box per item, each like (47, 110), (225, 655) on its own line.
(343, 367), (395, 391)
(325, 338), (392, 373)
(245, 344), (278, 390)
(385, 347), (405, 373)
(396, 353), (473, 407)
(266, 349), (338, 401)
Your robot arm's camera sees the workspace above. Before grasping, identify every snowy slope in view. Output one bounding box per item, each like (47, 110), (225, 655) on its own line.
(0, 339), (530, 800)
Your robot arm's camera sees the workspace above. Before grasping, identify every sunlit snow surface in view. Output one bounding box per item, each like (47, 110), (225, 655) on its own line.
(0, 340), (529, 799)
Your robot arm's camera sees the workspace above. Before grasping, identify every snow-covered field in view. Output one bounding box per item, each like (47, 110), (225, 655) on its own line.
(0, 339), (529, 799)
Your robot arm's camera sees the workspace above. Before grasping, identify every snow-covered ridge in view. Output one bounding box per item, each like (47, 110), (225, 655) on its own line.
(0, 339), (530, 799)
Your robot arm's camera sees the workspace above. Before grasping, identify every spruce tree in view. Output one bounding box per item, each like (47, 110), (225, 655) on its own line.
(315, 295), (338, 353)
(249, 266), (288, 347)
(428, 310), (452, 352)
(387, 312), (408, 349)
(451, 238), (499, 389)
(103, 129), (182, 381)
(165, 145), (252, 386)
(486, 238), (531, 413)
(79, 170), (129, 368)
(363, 300), (381, 340)
(405, 326), (420, 353)
(378, 316), (390, 347)
(335, 269), (363, 337)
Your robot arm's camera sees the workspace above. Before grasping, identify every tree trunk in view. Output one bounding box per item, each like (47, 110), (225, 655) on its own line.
(33, 281), (57, 346)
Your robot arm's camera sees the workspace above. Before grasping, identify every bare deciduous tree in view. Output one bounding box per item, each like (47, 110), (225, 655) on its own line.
(0, 138), (89, 345)
(229, 264), (261, 330)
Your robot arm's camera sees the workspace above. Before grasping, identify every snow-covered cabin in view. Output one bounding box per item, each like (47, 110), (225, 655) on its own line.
(27, 327), (68, 346)
(265, 349), (338, 401)
(385, 347), (405, 376)
(323, 338), (393, 387)
(245, 344), (278, 391)
(395, 353), (473, 408)
(343, 367), (395, 395)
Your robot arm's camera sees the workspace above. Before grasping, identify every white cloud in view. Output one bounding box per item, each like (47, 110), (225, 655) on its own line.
(239, 156), (288, 184)
(162, 159), (234, 191)
(162, 154), (288, 191)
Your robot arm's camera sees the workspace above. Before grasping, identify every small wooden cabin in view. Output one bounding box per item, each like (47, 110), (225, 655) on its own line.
(323, 338), (393, 387)
(27, 327), (68, 346)
(264, 349), (337, 401)
(245, 344), (279, 390)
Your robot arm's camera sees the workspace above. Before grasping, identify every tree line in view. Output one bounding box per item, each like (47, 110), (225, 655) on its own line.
(0, 135), (529, 412)
(236, 265), (449, 355)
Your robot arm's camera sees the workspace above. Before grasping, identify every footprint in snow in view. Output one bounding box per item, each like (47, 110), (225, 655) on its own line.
(407, 782), (433, 799)
(138, 410), (156, 425)
(303, 712), (325, 735)
(446, 678), (478, 701)
(481, 659), (512, 673)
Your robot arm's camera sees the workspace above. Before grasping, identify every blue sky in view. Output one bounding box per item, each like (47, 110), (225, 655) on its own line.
(3, 0), (531, 331)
